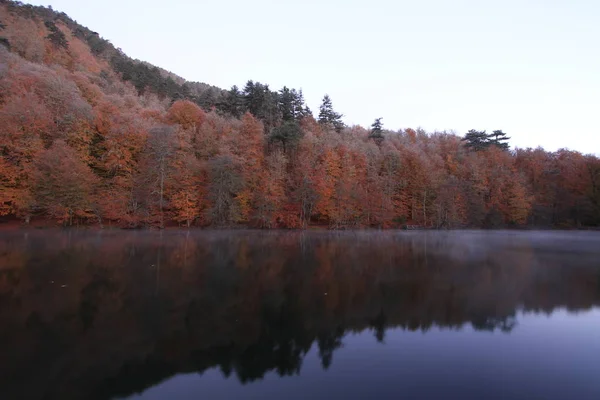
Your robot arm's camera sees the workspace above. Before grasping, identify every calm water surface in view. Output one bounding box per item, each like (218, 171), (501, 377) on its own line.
(0, 230), (599, 400)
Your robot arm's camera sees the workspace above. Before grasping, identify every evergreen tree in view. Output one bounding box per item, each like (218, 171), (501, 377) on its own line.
(462, 129), (490, 151)
(293, 89), (308, 119)
(269, 121), (304, 153)
(0, 20), (8, 49)
(180, 83), (192, 100)
(262, 88), (281, 131)
(279, 86), (296, 122)
(44, 20), (68, 49)
(317, 94), (333, 123)
(280, 87), (309, 122)
(488, 130), (510, 150)
(318, 94), (344, 132)
(242, 80), (260, 116)
(302, 105), (313, 118)
(243, 81), (280, 130)
(196, 86), (220, 110)
(369, 118), (384, 142)
(219, 85), (245, 118)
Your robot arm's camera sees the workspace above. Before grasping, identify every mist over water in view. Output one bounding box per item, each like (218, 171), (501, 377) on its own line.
(1, 230), (599, 400)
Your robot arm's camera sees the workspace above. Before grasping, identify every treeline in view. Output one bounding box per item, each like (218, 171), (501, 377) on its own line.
(0, 1), (599, 229)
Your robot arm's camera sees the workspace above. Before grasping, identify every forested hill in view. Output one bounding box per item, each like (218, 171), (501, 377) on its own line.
(0, 1), (599, 229)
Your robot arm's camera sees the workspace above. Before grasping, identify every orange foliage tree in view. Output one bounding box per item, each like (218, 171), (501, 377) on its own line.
(32, 140), (98, 225)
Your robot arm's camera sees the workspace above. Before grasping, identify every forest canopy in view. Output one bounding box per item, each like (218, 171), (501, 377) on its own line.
(0, 0), (599, 229)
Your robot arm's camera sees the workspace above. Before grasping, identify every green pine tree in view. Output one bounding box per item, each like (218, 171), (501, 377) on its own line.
(369, 118), (384, 142)
(218, 85), (245, 118)
(318, 94), (344, 132)
(278, 86), (296, 122)
(488, 130), (511, 150)
(269, 121), (304, 153)
(462, 129), (490, 151)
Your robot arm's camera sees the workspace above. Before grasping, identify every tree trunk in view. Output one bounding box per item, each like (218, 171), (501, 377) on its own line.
(423, 190), (427, 226)
(159, 156), (165, 229)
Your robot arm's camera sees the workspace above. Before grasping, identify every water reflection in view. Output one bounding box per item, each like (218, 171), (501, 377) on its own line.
(0, 230), (599, 400)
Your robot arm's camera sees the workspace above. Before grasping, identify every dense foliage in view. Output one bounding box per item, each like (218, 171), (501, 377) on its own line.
(1, 1), (599, 228)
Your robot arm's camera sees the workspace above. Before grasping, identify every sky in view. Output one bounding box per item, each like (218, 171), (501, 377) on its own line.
(28, 0), (600, 153)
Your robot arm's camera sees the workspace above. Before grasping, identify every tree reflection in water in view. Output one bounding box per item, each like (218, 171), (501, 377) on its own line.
(0, 230), (599, 400)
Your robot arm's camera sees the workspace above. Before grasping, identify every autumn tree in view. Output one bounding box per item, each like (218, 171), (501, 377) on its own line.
(167, 100), (206, 131)
(514, 148), (556, 225)
(503, 180), (531, 224)
(314, 148), (342, 227)
(2, 17), (45, 62)
(93, 102), (149, 227)
(32, 140), (97, 225)
(226, 113), (265, 222)
(34, 71), (93, 143)
(586, 155), (600, 225)
(288, 123), (320, 227)
(253, 150), (288, 228)
(0, 92), (49, 221)
(206, 155), (244, 225)
(553, 150), (591, 227)
(142, 125), (176, 228)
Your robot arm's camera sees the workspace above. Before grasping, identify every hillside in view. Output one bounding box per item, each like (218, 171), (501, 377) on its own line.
(0, 0), (599, 229)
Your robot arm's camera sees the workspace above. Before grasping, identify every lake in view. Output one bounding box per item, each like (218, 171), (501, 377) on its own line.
(0, 230), (599, 400)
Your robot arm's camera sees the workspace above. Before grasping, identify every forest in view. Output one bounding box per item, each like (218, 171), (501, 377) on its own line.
(1, 0), (599, 229)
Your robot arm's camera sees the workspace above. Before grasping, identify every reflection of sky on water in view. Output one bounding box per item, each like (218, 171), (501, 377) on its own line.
(128, 308), (600, 400)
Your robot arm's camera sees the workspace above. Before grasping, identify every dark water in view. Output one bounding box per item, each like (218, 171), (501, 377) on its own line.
(1, 230), (600, 400)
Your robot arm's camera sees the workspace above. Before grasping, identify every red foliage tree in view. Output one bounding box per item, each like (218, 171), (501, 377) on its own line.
(32, 140), (98, 225)
(167, 100), (206, 131)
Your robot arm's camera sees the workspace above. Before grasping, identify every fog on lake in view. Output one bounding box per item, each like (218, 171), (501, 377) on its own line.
(0, 230), (599, 400)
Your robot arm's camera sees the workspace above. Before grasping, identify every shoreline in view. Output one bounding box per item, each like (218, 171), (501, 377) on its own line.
(1, 221), (598, 232)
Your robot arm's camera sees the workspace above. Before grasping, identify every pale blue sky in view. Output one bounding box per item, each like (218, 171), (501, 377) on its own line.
(29, 0), (600, 153)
